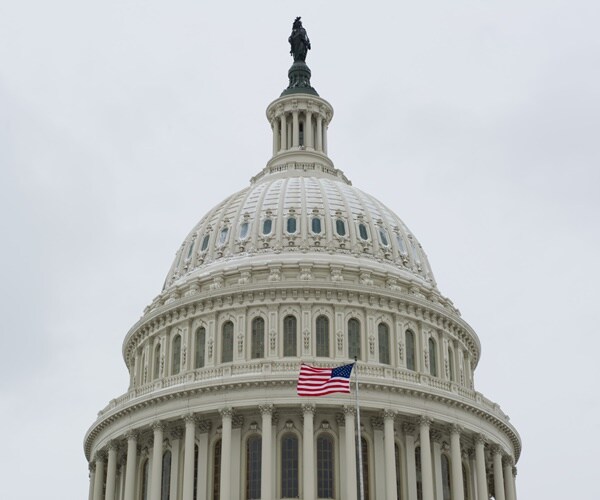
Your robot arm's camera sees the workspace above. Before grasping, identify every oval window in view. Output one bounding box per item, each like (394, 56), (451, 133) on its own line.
(312, 217), (322, 234)
(396, 234), (407, 255)
(200, 234), (210, 251)
(335, 219), (346, 236)
(263, 218), (272, 235)
(218, 227), (229, 246)
(378, 228), (389, 246)
(358, 223), (368, 240)
(239, 222), (249, 240)
(287, 217), (297, 234)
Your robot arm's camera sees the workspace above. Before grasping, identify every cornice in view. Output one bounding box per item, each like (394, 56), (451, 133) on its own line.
(83, 371), (520, 463)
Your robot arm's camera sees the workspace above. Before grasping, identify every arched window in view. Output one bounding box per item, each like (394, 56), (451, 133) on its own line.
(140, 352), (146, 384)
(394, 444), (401, 500)
(213, 440), (222, 500)
(161, 450), (172, 500)
(359, 437), (370, 500)
(195, 327), (206, 369)
(153, 344), (161, 380)
(358, 223), (369, 240)
(171, 335), (181, 375)
(222, 321), (234, 363)
(299, 121), (304, 146)
(140, 458), (149, 500)
(262, 219), (272, 235)
(239, 222), (250, 240)
(441, 455), (451, 500)
(251, 317), (265, 359)
(312, 217), (322, 234)
(283, 315), (297, 357)
(378, 228), (389, 246)
(201, 234), (210, 251)
(317, 434), (334, 498)
(448, 346), (455, 382)
(316, 315), (330, 357)
(246, 435), (262, 499)
(335, 219), (346, 236)
(378, 323), (390, 364)
(348, 318), (361, 360)
(415, 447), (423, 500)
(287, 217), (297, 234)
(429, 338), (438, 377)
(281, 433), (299, 498)
(405, 330), (416, 371)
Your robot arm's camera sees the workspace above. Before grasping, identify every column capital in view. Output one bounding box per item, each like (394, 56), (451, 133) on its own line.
(219, 407), (233, 419)
(259, 403), (274, 416)
(125, 430), (138, 441)
(382, 409), (396, 421)
(106, 440), (118, 452)
(418, 415), (433, 427)
(490, 444), (503, 455)
(449, 423), (463, 435)
(343, 405), (356, 417)
(502, 455), (515, 467)
(94, 450), (107, 462)
(151, 420), (165, 432)
(183, 413), (197, 425)
(88, 461), (96, 473)
(512, 466), (518, 477)
(232, 415), (245, 429)
(474, 433), (487, 445)
(302, 403), (316, 416)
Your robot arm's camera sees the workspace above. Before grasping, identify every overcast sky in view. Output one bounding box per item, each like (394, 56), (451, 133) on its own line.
(1, 1), (599, 499)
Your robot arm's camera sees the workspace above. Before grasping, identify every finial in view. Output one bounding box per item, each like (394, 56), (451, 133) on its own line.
(281, 17), (318, 96)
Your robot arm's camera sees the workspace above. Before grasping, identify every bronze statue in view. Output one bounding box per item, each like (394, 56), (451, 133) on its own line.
(288, 17), (311, 62)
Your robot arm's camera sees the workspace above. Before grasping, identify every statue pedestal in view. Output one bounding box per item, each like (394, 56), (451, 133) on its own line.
(281, 61), (318, 96)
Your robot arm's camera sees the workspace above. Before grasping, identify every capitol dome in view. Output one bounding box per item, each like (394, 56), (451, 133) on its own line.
(85, 18), (520, 500)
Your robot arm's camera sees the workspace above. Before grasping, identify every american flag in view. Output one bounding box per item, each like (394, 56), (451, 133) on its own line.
(297, 363), (355, 396)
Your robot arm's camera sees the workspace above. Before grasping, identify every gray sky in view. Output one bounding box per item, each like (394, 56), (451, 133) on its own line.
(1, 1), (599, 498)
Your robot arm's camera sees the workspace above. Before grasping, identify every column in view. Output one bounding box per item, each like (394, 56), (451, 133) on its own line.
(403, 423), (417, 500)
(474, 435), (488, 500)
(150, 422), (164, 500)
(322, 122), (328, 154)
(124, 432), (138, 500)
(292, 110), (299, 148)
(503, 457), (516, 500)
(491, 446), (505, 500)
(316, 115), (323, 152)
(303, 404), (316, 500)
(343, 406), (358, 500)
(196, 421), (211, 500)
(169, 429), (182, 500)
(305, 110), (313, 149)
(260, 404), (274, 500)
(219, 408), (233, 500)
(383, 411), (398, 500)
(419, 417), (434, 500)
(272, 119), (279, 156)
(231, 416), (244, 500)
(93, 452), (106, 500)
(431, 432), (443, 500)
(280, 113), (287, 151)
(182, 415), (196, 500)
(449, 426), (465, 500)
(88, 463), (96, 500)
(105, 443), (118, 500)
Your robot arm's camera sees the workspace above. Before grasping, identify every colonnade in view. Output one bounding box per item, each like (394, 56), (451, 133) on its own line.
(88, 406), (517, 500)
(270, 107), (329, 155)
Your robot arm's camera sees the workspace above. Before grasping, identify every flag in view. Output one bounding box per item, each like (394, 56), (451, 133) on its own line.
(297, 362), (355, 396)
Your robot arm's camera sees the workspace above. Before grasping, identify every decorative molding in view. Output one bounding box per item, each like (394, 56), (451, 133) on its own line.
(302, 403), (316, 416)
(370, 417), (384, 430)
(259, 404), (274, 416)
(197, 420), (212, 433)
(219, 407), (233, 419)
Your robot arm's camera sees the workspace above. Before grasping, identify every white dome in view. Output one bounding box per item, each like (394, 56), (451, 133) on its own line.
(164, 164), (436, 291)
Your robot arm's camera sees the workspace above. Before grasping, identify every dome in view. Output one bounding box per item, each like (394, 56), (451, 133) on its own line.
(164, 165), (436, 293)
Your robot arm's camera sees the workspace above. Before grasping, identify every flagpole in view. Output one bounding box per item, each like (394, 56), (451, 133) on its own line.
(354, 356), (365, 500)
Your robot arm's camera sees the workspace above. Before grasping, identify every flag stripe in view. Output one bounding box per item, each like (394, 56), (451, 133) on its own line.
(296, 363), (354, 396)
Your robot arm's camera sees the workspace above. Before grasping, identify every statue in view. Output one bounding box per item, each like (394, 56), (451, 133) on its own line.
(288, 17), (311, 62)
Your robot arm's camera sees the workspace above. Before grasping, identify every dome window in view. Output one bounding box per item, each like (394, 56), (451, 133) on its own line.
(287, 217), (297, 234)
(186, 241), (194, 259)
(263, 218), (273, 235)
(378, 228), (389, 247)
(311, 217), (322, 234)
(396, 234), (408, 255)
(358, 223), (369, 241)
(239, 222), (250, 240)
(200, 234), (210, 252)
(218, 227), (229, 247)
(335, 219), (346, 236)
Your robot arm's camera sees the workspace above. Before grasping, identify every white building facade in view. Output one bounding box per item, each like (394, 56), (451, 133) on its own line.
(84, 22), (521, 500)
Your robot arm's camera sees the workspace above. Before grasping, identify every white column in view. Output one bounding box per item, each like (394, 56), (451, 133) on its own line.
(344, 406), (358, 500)
(260, 404), (273, 500)
(105, 443), (118, 500)
(322, 122), (328, 154)
(316, 115), (323, 152)
(305, 111), (313, 149)
(292, 110), (299, 148)
(272, 119), (279, 156)
(196, 421), (211, 500)
(383, 410), (398, 500)
(503, 457), (515, 500)
(419, 417), (434, 500)
(303, 404), (316, 500)
(88, 463), (96, 500)
(182, 415), (196, 500)
(449, 426), (465, 500)
(508, 464), (518, 500)
(475, 435), (489, 500)
(432, 433), (443, 500)
(150, 422), (164, 500)
(219, 408), (233, 500)
(231, 417), (242, 500)
(123, 432), (138, 500)
(93, 453), (106, 500)
(403, 423), (417, 500)
(169, 431), (182, 500)
(490, 446), (505, 500)
(280, 113), (287, 151)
